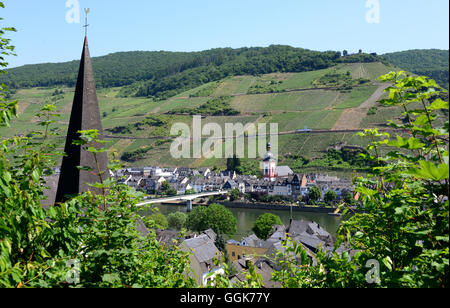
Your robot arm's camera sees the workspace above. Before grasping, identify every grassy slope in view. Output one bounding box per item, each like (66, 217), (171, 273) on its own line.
(4, 62), (404, 174)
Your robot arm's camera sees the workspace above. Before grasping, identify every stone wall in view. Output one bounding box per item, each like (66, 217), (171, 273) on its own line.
(217, 201), (336, 214)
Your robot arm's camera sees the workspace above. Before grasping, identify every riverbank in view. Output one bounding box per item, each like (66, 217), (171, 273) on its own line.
(147, 202), (342, 240)
(217, 201), (338, 214)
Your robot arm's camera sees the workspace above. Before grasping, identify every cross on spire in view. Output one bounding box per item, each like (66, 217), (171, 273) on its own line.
(83, 8), (90, 37)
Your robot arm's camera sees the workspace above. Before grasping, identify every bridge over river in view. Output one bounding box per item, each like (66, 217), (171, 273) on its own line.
(137, 190), (230, 212)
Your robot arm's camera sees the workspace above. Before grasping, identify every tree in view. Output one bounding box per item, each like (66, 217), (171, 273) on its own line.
(144, 212), (169, 230)
(226, 154), (242, 172)
(308, 186), (321, 204)
(161, 181), (170, 191)
(166, 187), (178, 196)
(229, 188), (240, 201)
(232, 154), (241, 171)
(226, 157), (234, 171)
(185, 188), (196, 195)
(0, 14), (196, 286)
(167, 212), (188, 230)
(272, 72), (449, 288)
(252, 213), (283, 240)
(324, 190), (337, 205)
(0, 127), (195, 288)
(186, 203), (237, 236)
(186, 206), (209, 232)
(343, 50), (348, 57)
(343, 191), (355, 205)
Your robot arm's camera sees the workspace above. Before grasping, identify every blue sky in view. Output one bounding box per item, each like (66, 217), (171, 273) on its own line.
(2, 0), (449, 68)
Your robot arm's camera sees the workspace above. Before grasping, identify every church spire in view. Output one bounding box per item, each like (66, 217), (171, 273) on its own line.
(55, 34), (109, 204)
(83, 8), (90, 37)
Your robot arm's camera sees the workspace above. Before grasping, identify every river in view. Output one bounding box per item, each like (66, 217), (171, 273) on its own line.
(141, 203), (342, 241)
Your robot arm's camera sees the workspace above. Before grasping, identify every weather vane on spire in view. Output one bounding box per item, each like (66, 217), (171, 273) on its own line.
(83, 8), (90, 37)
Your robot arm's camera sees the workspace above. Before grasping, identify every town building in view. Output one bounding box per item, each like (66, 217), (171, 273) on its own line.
(180, 229), (224, 286)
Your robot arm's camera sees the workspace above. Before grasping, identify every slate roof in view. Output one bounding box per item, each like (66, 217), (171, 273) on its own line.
(275, 166), (294, 177)
(156, 229), (187, 247)
(55, 37), (109, 204)
(232, 258), (281, 288)
(183, 234), (221, 270)
(242, 234), (274, 249)
(203, 229), (217, 242)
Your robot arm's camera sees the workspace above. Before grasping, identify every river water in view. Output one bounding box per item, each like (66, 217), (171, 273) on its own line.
(142, 203), (342, 241)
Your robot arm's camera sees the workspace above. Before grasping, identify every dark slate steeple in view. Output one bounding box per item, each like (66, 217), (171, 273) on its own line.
(55, 36), (109, 203)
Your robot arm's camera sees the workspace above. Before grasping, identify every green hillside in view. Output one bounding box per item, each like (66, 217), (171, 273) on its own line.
(5, 60), (431, 177)
(383, 49), (449, 89)
(1, 45), (383, 100)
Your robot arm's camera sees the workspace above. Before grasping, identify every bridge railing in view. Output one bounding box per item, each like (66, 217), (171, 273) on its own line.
(137, 190), (231, 207)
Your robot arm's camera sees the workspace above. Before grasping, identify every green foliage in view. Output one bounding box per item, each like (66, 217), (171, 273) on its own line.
(252, 213), (283, 240)
(289, 146), (372, 173)
(226, 154), (241, 172)
(167, 212), (188, 230)
(234, 158), (262, 178)
(343, 191), (356, 206)
(0, 10), (17, 128)
(229, 188), (240, 202)
(189, 82), (220, 97)
(324, 190), (337, 205)
(273, 72), (449, 288)
(120, 146), (153, 162)
(185, 188), (196, 195)
(308, 186), (322, 203)
(1, 45), (384, 100)
(169, 96), (239, 116)
(306, 147), (372, 171)
(383, 49), (449, 89)
(337, 52), (382, 64)
(186, 204), (237, 236)
(108, 115), (170, 135)
(247, 80), (285, 94)
(0, 18), (196, 286)
(144, 212), (169, 230)
(0, 121), (195, 288)
(312, 71), (353, 88)
(367, 106), (378, 115)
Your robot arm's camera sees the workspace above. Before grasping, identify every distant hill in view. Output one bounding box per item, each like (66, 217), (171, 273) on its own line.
(3, 61), (418, 177)
(1, 45), (383, 100)
(383, 49), (449, 89)
(5, 46), (448, 175)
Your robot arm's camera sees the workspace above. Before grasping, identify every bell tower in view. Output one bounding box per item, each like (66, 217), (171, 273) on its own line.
(262, 143), (277, 181)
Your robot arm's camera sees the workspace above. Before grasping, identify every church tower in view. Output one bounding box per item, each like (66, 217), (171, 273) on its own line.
(55, 34), (109, 203)
(262, 143), (277, 181)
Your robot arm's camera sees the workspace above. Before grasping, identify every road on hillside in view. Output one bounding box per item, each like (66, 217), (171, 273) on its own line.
(332, 83), (392, 130)
(102, 127), (403, 141)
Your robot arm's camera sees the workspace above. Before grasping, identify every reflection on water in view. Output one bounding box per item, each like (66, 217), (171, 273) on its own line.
(141, 203), (342, 240)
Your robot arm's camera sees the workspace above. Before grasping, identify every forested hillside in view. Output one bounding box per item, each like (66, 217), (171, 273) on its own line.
(1, 45), (382, 99)
(383, 49), (449, 89)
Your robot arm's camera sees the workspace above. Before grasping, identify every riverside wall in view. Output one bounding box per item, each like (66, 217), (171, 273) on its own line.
(217, 201), (337, 214)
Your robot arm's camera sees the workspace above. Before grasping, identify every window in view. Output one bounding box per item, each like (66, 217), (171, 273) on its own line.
(232, 251), (235, 257)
